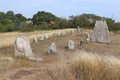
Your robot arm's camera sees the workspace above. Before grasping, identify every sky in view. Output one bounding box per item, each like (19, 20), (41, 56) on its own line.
(0, 0), (120, 22)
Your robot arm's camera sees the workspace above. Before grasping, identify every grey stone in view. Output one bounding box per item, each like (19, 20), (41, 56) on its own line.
(54, 32), (58, 37)
(44, 34), (48, 39)
(90, 35), (96, 42)
(77, 26), (80, 32)
(40, 35), (44, 40)
(91, 20), (110, 43)
(80, 40), (84, 46)
(48, 42), (57, 53)
(33, 37), (37, 43)
(14, 36), (32, 57)
(67, 40), (74, 49)
(54, 32), (61, 37)
(57, 32), (61, 37)
(84, 32), (90, 42)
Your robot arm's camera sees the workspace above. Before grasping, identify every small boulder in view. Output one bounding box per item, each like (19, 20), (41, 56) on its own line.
(33, 37), (37, 43)
(67, 40), (74, 49)
(84, 32), (90, 42)
(40, 35), (44, 40)
(57, 32), (61, 37)
(48, 42), (57, 53)
(44, 34), (48, 39)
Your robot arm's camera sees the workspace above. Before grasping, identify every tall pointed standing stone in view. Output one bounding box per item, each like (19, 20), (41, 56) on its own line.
(14, 36), (32, 57)
(91, 20), (110, 43)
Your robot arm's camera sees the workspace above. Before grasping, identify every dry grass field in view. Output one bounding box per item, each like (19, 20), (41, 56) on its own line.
(0, 28), (120, 80)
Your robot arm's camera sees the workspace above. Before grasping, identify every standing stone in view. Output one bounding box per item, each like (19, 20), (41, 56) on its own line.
(67, 40), (74, 49)
(54, 32), (58, 37)
(33, 37), (37, 43)
(48, 42), (57, 53)
(84, 32), (90, 42)
(77, 26), (80, 32)
(91, 20), (110, 43)
(80, 40), (84, 46)
(40, 35), (44, 40)
(57, 32), (61, 37)
(90, 35), (95, 42)
(44, 34), (48, 39)
(14, 36), (32, 57)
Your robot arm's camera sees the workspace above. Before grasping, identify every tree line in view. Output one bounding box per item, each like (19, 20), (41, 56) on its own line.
(0, 10), (120, 32)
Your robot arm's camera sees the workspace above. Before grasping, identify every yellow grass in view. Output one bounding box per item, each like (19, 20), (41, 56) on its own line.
(0, 29), (75, 48)
(69, 50), (120, 80)
(0, 50), (120, 80)
(17, 50), (120, 80)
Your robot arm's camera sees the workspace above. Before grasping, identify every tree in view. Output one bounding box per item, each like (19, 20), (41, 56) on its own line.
(106, 18), (115, 30)
(5, 19), (16, 32)
(78, 14), (90, 27)
(6, 11), (15, 22)
(57, 18), (68, 29)
(114, 22), (120, 30)
(32, 11), (58, 25)
(15, 14), (26, 21)
(0, 23), (4, 32)
(68, 14), (90, 28)
(0, 12), (6, 20)
(0, 11), (18, 32)
(15, 13), (26, 26)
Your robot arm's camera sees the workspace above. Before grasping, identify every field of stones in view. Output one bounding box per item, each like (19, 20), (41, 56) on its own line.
(0, 21), (120, 80)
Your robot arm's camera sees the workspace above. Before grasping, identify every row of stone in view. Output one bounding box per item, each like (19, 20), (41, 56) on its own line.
(33, 29), (76, 43)
(14, 27), (80, 58)
(33, 34), (49, 43)
(14, 36), (75, 57)
(48, 40), (74, 53)
(14, 26), (88, 58)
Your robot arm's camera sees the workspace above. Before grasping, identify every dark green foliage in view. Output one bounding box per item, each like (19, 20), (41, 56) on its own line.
(106, 18), (115, 30)
(15, 13), (26, 26)
(67, 13), (117, 30)
(0, 19), (17, 32)
(0, 11), (26, 32)
(32, 11), (59, 25)
(57, 18), (68, 29)
(68, 14), (91, 28)
(19, 24), (34, 32)
(0, 10), (119, 32)
(111, 22), (120, 31)
(6, 11), (15, 22)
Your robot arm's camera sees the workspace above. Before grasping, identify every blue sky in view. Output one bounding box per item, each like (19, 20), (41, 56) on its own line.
(0, 0), (120, 22)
